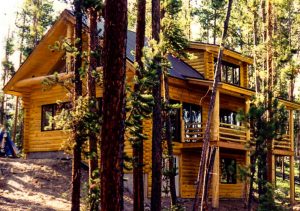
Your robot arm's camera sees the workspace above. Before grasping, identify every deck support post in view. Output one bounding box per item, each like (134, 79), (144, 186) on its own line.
(211, 90), (220, 208)
(290, 155), (295, 205)
(245, 97), (251, 201)
(267, 153), (276, 185)
(212, 90), (219, 141)
(289, 109), (295, 205)
(212, 147), (219, 209)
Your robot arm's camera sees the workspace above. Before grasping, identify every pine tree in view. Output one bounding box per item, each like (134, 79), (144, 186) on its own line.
(15, 0), (54, 64)
(84, 0), (103, 210)
(193, 0), (233, 210)
(151, 0), (163, 209)
(71, 1), (84, 210)
(132, 0), (146, 210)
(100, 0), (128, 209)
(1, 32), (15, 126)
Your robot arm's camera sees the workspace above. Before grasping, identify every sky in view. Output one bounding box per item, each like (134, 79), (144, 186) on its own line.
(0, 0), (69, 68)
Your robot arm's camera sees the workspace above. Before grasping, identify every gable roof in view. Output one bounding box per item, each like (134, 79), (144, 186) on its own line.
(6, 9), (259, 95)
(126, 30), (204, 80)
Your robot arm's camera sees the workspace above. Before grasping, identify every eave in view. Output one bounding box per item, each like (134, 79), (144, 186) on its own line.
(186, 78), (255, 98)
(3, 10), (74, 96)
(189, 42), (253, 64)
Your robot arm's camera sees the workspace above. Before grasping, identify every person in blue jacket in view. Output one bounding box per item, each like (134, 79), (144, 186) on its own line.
(0, 125), (17, 157)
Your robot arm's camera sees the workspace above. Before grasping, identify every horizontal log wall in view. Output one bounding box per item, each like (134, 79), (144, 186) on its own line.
(180, 149), (246, 198)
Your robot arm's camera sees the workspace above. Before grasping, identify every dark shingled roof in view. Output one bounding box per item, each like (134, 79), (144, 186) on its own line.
(126, 31), (204, 80)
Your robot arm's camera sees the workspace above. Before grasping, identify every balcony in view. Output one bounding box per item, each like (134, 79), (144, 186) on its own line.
(219, 123), (247, 144)
(182, 122), (248, 147)
(181, 121), (292, 152)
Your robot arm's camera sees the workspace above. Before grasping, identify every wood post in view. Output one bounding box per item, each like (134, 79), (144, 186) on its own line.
(290, 155), (295, 205)
(211, 90), (220, 208)
(180, 100), (184, 143)
(245, 97), (251, 202)
(268, 153), (276, 185)
(211, 147), (219, 209)
(212, 90), (219, 142)
(289, 109), (295, 204)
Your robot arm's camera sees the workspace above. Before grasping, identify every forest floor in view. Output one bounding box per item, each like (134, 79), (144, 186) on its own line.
(0, 157), (299, 211)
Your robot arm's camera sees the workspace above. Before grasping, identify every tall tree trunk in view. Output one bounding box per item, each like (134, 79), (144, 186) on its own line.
(266, 0), (274, 187)
(164, 75), (177, 206)
(71, 1), (83, 210)
(133, 0), (146, 210)
(100, 0), (128, 209)
(248, 145), (258, 210)
(87, 7), (99, 211)
(252, 0), (260, 93)
(192, 1), (233, 210)
(151, 0), (162, 209)
(213, 9), (217, 45)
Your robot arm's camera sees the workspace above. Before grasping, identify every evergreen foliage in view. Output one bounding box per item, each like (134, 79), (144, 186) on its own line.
(247, 97), (288, 209)
(15, 0), (55, 63)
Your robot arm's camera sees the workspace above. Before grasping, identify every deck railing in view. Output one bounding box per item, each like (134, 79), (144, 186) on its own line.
(219, 123), (247, 144)
(183, 122), (204, 143)
(274, 134), (291, 150)
(183, 121), (292, 151)
(250, 132), (291, 150)
(183, 122), (248, 144)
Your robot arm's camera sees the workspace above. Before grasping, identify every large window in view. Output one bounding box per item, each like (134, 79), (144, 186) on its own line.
(220, 158), (237, 184)
(218, 61), (240, 86)
(183, 103), (202, 142)
(220, 109), (240, 126)
(169, 100), (181, 142)
(41, 102), (71, 131)
(41, 98), (102, 132)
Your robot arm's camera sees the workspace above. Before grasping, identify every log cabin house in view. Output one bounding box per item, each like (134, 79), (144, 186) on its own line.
(3, 10), (299, 208)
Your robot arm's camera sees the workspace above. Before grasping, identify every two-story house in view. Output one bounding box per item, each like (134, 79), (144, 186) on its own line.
(3, 10), (298, 208)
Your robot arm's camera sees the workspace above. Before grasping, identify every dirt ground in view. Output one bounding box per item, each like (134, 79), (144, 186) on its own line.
(0, 158), (299, 211)
(0, 158), (89, 211)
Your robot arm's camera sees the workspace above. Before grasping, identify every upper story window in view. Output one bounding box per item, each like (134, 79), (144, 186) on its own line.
(169, 100), (181, 142)
(183, 103), (202, 126)
(216, 60), (240, 86)
(220, 109), (241, 126)
(183, 103), (202, 142)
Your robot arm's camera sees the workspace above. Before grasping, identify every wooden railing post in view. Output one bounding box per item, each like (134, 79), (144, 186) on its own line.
(289, 109), (295, 204)
(180, 100), (186, 143)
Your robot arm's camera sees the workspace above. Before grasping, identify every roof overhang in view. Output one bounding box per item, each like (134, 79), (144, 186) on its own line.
(186, 78), (255, 97)
(189, 42), (254, 64)
(3, 10), (75, 96)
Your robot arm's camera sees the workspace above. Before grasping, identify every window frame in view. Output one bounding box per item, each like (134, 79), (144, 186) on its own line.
(41, 102), (71, 132)
(216, 59), (240, 86)
(220, 109), (240, 126)
(220, 157), (237, 184)
(169, 99), (181, 142)
(41, 103), (57, 132)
